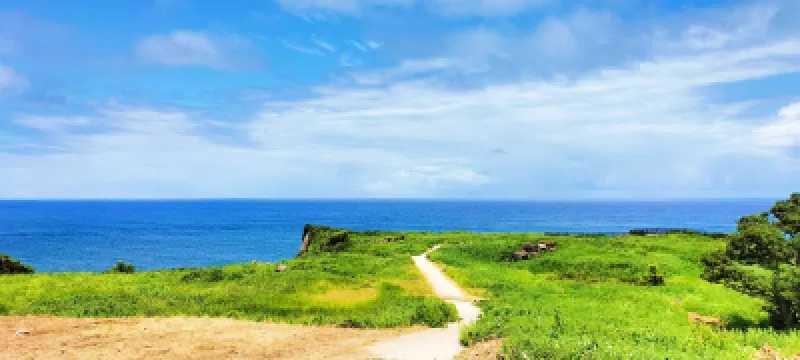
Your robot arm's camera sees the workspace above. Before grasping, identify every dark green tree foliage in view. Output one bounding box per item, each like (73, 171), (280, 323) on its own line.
(643, 264), (665, 286)
(702, 193), (800, 329)
(0, 255), (35, 274)
(107, 260), (136, 274)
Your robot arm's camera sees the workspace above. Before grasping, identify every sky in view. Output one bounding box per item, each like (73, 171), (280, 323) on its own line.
(0, 0), (799, 199)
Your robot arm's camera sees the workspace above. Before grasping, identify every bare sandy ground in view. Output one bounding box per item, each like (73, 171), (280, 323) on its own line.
(368, 245), (483, 360)
(1, 316), (415, 360)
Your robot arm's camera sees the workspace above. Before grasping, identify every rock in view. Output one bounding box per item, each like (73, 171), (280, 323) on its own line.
(538, 243), (548, 251)
(521, 243), (538, 252)
(512, 251), (530, 261)
(298, 225), (314, 255)
(538, 241), (558, 251)
(275, 264), (288, 272)
(16, 328), (30, 336)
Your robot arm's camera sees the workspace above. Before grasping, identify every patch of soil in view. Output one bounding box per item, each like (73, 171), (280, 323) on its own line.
(1, 316), (414, 360)
(455, 338), (504, 360)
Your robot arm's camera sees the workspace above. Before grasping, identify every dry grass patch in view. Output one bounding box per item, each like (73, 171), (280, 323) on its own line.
(310, 287), (379, 306)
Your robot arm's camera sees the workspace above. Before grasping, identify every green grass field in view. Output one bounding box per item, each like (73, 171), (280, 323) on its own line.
(0, 230), (457, 328)
(3, 228), (800, 358)
(429, 233), (800, 359)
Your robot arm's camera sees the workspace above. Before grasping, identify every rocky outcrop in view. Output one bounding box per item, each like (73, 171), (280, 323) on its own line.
(296, 224), (353, 257)
(299, 224), (314, 254)
(1, 255), (35, 274)
(508, 241), (557, 261)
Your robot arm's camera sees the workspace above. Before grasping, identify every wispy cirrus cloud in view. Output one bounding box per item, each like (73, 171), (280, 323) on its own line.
(134, 30), (261, 70)
(281, 40), (326, 56)
(275, 0), (552, 17)
(0, 64), (27, 94)
(312, 37), (336, 52)
(275, 0), (415, 16)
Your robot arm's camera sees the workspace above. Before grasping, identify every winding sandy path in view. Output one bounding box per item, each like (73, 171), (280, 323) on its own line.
(368, 245), (482, 360)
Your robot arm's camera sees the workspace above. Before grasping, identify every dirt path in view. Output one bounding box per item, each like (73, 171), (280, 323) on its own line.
(1, 316), (415, 360)
(368, 245), (482, 360)
(2, 245), (483, 360)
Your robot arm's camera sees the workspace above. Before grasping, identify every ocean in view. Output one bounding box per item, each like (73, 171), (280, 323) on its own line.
(0, 199), (775, 273)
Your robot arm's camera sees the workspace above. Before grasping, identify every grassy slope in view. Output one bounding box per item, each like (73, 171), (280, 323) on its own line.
(429, 233), (800, 359)
(0, 231), (457, 328)
(4, 229), (800, 358)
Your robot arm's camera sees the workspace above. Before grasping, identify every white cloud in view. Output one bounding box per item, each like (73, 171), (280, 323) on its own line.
(12, 115), (92, 131)
(0, 64), (27, 94)
(754, 103), (800, 147)
(340, 54), (362, 67)
(3, 2), (800, 199)
(312, 37), (336, 52)
(429, 0), (552, 17)
(275, 0), (415, 15)
(350, 41), (368, 52)
(282, 40), (326, 56)
(275, 0), (551, 17)
(135, 30), (259, 69)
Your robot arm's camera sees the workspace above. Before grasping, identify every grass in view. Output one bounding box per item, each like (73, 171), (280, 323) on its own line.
(429, 233), (800, 359)
(0, 230), (457, 328)
(4, 227), (800, 358)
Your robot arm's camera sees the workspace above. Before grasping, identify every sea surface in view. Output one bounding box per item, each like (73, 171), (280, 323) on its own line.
(0, 199), (776, 273)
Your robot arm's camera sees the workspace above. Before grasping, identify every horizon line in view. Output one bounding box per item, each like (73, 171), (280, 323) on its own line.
(0, 197), (782, 202)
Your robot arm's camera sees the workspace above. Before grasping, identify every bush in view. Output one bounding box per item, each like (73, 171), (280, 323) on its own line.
(107, 260), (135, 274)
(0, 255), (35, 274)
(642, 264), (665, 286)
(411, 298), (459, 328)
(181, 268), (244, 282)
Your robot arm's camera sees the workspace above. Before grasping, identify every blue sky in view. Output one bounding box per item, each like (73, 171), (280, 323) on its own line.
(0, 0), (799, 199)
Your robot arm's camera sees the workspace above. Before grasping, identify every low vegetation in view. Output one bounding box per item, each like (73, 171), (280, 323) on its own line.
(0, 228), (457, 328)
(3, 194), (799, 358)
(429, 232), (800, 358)
(424, 192), (800, 359)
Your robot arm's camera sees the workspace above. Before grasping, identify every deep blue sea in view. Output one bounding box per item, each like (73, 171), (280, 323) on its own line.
(0, 200), (776, 273)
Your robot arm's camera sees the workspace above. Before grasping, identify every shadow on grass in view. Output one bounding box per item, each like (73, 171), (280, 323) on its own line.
(727, 313), (773, 330)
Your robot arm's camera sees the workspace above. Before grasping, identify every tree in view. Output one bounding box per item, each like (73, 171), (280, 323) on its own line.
(106, 260), (135, 274)
(702, 193), (800, 329)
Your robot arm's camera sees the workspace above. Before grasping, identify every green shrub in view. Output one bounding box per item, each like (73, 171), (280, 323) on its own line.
(642, 264), (665, 286)
(106, 260), (135, 274)
(181, 268), (244, 282)
(411, 297), (459, 328)
(0, 254), (35, 274)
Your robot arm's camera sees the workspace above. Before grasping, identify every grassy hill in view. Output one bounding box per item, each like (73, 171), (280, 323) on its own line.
(430, 232), (800, 359)
(0, 229), (457, 328)
(3, 227), (799, 358)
